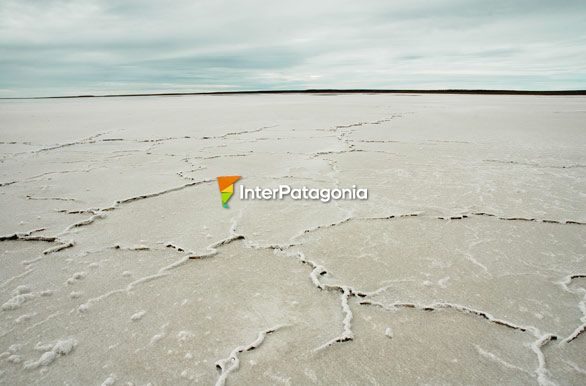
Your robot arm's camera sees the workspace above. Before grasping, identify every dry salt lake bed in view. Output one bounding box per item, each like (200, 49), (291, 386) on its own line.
(0, 93), (585, 385)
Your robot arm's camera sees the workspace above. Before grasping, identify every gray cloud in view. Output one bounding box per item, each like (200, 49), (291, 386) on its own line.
(0, 0), (585, 97)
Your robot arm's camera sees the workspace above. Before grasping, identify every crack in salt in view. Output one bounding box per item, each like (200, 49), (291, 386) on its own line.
(314, 287), (354, 351)
(215, 325), (285, 386)
(558, 274), (586, 344)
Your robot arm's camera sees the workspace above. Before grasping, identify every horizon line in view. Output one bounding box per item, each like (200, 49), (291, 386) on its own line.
(2, 88), (586, 100)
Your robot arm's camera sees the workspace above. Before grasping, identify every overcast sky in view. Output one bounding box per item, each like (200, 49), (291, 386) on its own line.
(0, 0), (585, 97)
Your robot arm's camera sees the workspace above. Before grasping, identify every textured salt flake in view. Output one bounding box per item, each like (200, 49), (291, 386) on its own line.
(14, 313), (35, 323)
(130, 310), (146, 321)
(177, 330), (195, 342)
(24, 351), (56, 369)
(101, 376), (116, 386)
(7, 354), (22, 364)
(53, 338), (76, 355)
(25, 338), (77, 370)
(2, 293), (35, 311)
(14, 285), (31, 294)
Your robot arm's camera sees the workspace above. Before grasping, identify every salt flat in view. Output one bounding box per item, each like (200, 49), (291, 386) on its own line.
(0, 94), (585, 385)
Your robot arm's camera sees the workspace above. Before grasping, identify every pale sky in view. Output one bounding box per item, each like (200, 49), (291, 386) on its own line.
(1, 0), (585, 97)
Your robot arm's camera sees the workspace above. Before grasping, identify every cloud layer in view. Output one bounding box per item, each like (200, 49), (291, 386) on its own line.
(1, 0), (585, 97)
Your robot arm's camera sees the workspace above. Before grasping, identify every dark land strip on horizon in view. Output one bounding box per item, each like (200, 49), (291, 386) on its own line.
(2, 89), (586, 100)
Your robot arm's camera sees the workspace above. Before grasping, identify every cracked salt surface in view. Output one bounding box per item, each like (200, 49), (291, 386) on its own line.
(0, 94), (585, 384)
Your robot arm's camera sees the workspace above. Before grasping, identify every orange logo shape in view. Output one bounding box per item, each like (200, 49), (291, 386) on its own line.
(217, 176), (241, 208)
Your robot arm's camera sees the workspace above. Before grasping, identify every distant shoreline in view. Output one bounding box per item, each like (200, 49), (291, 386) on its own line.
(2, 88), (586, 100)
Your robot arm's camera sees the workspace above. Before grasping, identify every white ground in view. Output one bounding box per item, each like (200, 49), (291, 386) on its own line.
(0, 94), (585, 385)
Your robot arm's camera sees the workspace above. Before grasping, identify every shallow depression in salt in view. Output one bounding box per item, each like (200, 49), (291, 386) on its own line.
(0, 94), (585, 385)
